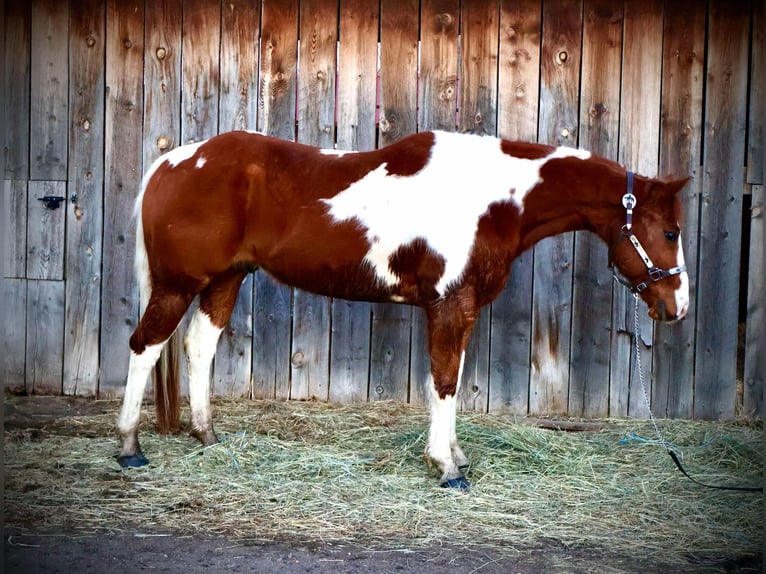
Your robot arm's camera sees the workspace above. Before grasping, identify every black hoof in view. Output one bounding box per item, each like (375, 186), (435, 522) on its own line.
(116, 453), (149, 468)
(440, 476), (470, 490)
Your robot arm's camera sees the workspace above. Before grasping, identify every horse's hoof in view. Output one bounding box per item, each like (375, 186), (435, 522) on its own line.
(440, 476), (470, 490)
(116, 453), (149, 468)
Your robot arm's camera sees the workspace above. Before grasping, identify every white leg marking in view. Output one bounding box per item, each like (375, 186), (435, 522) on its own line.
(449, 352), (469, 467)
(185, 308), (224, 436)
(118, 343), (165, 436)
(426, 382), (459, 481)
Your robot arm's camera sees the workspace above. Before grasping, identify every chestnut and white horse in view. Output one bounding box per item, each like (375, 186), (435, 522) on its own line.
(117, 130), (689, 489)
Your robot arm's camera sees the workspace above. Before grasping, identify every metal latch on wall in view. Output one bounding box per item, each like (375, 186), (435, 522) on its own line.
(37, 195), (66, 210)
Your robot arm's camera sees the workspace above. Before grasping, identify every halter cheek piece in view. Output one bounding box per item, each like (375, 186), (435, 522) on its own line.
(610, 171), (686, 293)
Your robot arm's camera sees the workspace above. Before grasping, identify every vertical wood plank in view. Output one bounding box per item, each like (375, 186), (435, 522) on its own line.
(653, 0), (705, 418)
(746, 1), (762, 185)
(100, 0), (144, 397)
(459, 0), (499, 135)
(694, 0), (750, 420)
(610, 0), (663, 419)
(143, 0), (182, 169)
(178, 0), (222, 398)
(182, 0), (221, 144)
(2, 279), (27, 393)
(370, 0), (418, 403)
(4, 180), (28, 278)
(26, 180), (66, 281)
(258, 0), (298, 140)
(419, 0), (459, 132)
(215, 0), (261, 399)
(568, 0), (622, 418)
(329, 0), (378, 404)
(410, 0), (459, 408)
(490, 0), (541, 415)
(457, 0), (499, 412)
(290, 0), (338, 401)
(64, 0), (105, 396)
(26, 279), (65, 394)
(252, 0), (298, 400)
(4, 0), (31, 180)
(530, 0), (582, 417)
(30, 0), (69, 181)
(743, 185), (763, 417)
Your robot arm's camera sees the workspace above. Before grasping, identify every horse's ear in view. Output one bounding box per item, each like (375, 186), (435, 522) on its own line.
(663, 176), (691, 195)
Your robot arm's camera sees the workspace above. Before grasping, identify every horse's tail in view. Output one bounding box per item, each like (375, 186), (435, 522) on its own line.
(135, 168), (181, 435)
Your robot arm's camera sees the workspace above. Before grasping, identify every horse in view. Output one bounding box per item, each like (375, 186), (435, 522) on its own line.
(116, 129), (689, 489)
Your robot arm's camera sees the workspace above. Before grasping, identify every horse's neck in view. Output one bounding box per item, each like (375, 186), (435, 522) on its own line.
(516, 176), (617, 253)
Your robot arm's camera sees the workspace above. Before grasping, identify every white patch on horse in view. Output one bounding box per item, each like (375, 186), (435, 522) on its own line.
(184, 308), (224, 435)
(195, 156), (207, 169)
(319, 148), (357, 157)
(165, 140), (206, 167)
(675, 235), (690, 318)
(323, 131), (592, 295)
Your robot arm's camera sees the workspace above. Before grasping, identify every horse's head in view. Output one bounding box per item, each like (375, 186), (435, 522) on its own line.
(609, 174), (690, 322)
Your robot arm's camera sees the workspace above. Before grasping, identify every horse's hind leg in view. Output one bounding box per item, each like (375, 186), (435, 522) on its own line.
(117, 291), (195, 467)
(185, 270), (247, 446)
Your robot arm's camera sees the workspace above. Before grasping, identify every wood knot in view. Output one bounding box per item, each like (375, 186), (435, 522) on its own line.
(156, 47), (167, 60)
(156, 135), (170, 150)
(291, 351), (305, 367)
(85, 35), (96, 48)
(557, 50), (568, 63)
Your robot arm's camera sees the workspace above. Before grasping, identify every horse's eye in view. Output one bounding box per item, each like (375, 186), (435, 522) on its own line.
(664, 231), (678, 241)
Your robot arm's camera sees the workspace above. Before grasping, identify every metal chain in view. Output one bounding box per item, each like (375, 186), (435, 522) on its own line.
(632, 293), (672, 451)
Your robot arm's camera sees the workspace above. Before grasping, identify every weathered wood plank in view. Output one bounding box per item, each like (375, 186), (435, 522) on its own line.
(419, 0), (459, 132)
(288, 0), (337, 401)
(2, 278), (27, 393)
(456, 0), (499, 412)
(568, 0), (622, 418)
(182, 0), (220, 145)
(143, 0), (182, 168)
(30, 0), (68, 181)
(252, 273), (293, 400)
(743, 184), (763, 417)
(530, 0), (582, 417)
(747, 1), (762, 185)
(253, 1), (299, 400)
(610, 0), (663, 419)
(694, 0), (750, 420)
(489, 0), (541, 415)
(215, 0), (261, 399)
(409, 0), (459, 408)
(4, 0), (31, 180)
(26, 180), (65, 281)
(258, 0), (299, 141)
(64, 0), (105, 397)
(4, 180), (28, 278)
(100, 0), (144, 397)
(26, 279), (65, 395)
(329, 0), (378, 404)
(370, 0), (418, 402)
(653, 0), (705, 418)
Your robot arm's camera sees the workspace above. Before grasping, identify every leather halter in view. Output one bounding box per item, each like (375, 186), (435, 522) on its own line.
(610, 171), (686, 294)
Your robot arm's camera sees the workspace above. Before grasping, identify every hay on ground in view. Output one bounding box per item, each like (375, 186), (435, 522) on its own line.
(3, 397), (762, 565)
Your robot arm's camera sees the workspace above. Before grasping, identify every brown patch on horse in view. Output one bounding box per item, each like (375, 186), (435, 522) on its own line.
(388, 238), (446, 303)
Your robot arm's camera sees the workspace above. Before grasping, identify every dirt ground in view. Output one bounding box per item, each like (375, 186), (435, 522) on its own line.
(3, 396), (762, 574)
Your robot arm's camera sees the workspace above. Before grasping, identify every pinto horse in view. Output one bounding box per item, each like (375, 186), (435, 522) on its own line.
(117, 130), (689, 489)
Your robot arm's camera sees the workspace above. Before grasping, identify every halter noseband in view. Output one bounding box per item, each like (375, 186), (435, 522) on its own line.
(610, 171), (686, 294)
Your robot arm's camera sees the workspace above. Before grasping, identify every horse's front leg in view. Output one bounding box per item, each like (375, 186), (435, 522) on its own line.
(423, 296), (477, 489)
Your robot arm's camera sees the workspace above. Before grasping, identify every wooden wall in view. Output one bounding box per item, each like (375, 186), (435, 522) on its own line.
(2, 0), (763, 420)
